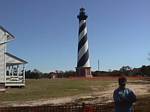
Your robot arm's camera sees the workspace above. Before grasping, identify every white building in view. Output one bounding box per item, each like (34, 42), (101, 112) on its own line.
(0, 26), (27, 87)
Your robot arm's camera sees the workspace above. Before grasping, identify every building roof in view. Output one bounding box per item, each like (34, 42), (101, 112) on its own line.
(0, 26), (15, 41)
(5, 52), (27, 65)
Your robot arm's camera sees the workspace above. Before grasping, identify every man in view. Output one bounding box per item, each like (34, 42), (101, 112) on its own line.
(113, 76), (136, 112)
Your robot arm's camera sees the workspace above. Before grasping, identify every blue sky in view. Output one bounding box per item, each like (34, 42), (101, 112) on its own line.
(0, 0), (150, 72)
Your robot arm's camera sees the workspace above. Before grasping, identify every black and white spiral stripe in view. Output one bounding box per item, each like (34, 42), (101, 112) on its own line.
(77, 19), (90, 68)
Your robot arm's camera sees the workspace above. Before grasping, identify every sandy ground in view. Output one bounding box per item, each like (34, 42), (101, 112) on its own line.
(1, 80), (150, 107)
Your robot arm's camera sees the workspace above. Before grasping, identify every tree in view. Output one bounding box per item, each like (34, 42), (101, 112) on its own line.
(32, 69), (42, 79)
(25, 70), (31, 78)
(25, 69), (42, 79)
(140, 65), (150, 76)
(120, 66), (132, 76)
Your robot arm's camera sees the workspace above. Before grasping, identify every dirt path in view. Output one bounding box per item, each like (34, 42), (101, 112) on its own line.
(1, 80), (150, 107)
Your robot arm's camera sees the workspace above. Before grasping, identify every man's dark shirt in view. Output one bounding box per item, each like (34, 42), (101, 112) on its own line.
(113, 87), (136, 112)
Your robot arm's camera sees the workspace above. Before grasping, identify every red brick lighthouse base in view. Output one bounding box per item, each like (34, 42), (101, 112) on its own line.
(76, 67), (92, 77)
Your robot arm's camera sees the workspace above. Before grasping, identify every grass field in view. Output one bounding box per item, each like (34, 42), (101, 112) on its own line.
(0, 77), (150, 112)
(0, 78), (113, 101)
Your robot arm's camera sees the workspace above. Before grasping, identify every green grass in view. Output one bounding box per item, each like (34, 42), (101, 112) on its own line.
(0, 79), (111, 101)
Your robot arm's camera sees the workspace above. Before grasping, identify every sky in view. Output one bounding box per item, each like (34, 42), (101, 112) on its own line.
(0, 0), (150, 72)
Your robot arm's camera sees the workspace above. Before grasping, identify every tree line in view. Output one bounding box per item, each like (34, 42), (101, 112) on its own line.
(25, 69), (75, 79)
(25, 65), (150, 79)
(93, 65), (150, 77)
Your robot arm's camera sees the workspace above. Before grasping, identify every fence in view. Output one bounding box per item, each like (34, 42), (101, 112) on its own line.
(0, 103), (114, 112)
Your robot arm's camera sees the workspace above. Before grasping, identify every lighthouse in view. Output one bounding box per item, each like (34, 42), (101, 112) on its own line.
(76, 8), (92, 77)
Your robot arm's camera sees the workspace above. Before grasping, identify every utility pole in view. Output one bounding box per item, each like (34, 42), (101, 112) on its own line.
(98, 60), (100, 71)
